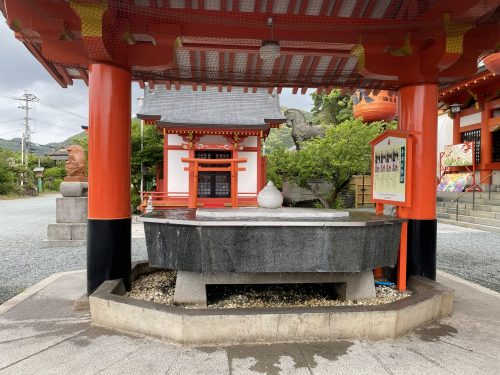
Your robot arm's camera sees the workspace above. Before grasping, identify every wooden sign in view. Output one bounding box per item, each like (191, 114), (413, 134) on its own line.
(370, 130), (413, 207)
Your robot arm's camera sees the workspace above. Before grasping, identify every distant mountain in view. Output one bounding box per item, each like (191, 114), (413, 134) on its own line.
(0, 133), (82, 156)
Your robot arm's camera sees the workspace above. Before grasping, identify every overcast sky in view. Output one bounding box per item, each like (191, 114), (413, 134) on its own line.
(0, 13), (312, 145)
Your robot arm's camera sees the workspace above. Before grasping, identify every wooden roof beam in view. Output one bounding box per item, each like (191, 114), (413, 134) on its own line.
(319, 0), (330, 16)
(79, 69), (88, 86)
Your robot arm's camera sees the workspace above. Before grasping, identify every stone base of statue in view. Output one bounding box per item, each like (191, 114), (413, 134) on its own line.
(42, 180), (88, 248)
(60, 176), (88, 197)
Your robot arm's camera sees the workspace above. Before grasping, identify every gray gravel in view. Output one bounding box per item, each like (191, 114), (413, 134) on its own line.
(437, 223), (500, 292)
(0, 195), (498, 304)
(0, 194), (147, 304)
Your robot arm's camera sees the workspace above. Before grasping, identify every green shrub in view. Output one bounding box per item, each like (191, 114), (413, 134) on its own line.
(0, 160), (17, 195)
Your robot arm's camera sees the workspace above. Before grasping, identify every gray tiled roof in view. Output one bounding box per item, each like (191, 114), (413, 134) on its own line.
(137, 85), (286, 127)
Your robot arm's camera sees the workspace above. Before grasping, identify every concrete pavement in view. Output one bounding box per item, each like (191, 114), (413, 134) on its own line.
(0, 269), (499, 375)
(1, 195), (499, 374)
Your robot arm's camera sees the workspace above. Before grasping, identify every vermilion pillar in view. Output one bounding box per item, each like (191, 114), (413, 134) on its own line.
(480, 102), (492, 183)
(452, 115), (461, 145)
(87, 64), (132, 295)
(398, 84), (438, 280)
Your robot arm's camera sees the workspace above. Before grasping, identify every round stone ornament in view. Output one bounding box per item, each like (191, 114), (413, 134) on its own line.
(257, 181), (283, 209)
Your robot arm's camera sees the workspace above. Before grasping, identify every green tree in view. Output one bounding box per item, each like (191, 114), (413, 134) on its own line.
(0, 154), (17, 195)
(264, 126), (295, 154)
(311, 89), (353, 125)
(43, 166), (66, 191)
(69, 132), (88, 154)
(265, 145), (295, 190)
(130, 119), (163, 210)
(267, 119), (389, 208)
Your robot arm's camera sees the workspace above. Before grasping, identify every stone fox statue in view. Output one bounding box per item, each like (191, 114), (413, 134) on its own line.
(284, 109), (325, 150)
(65, 145), (86, 177)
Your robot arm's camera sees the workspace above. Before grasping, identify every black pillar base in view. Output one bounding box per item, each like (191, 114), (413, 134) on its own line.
(87, 218), (131, 295)
(407, 219), (437, 280)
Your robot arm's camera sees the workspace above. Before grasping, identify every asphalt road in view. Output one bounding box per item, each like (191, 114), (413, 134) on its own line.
(0, 194), (499, 304)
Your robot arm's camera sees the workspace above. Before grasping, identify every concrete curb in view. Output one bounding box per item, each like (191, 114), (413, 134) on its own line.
(0, 269), (85, 316)
(437, 270), (500, 298)
(89, 265), (455, 345)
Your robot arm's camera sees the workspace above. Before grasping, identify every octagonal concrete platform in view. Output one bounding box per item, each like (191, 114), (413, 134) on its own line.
(2, 268), (499, 374)
(88, 263), (454, 346)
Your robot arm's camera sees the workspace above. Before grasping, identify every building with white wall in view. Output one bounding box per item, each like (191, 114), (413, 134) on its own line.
(438, 69), (500, 187)
(137, 85), (285, 209)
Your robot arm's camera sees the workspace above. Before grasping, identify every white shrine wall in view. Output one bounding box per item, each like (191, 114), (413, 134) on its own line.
(460, 112), (482, 127)
(238, 151), (258, 195)
(437, 113), (454, 176)
(167, 149), (189, 196)
(167, 134), (184, 145)
(242, 136), (258, 147)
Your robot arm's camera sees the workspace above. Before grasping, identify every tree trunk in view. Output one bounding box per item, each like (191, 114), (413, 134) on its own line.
(306, 183), (331, 208)
(327, 178), (351, 207)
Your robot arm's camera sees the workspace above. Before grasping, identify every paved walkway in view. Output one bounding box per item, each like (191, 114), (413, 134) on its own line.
(0, 269), (499, 375)
(1, 195), (499, 374)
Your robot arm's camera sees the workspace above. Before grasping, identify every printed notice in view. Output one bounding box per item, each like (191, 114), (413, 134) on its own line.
(373, 136), (407, 203)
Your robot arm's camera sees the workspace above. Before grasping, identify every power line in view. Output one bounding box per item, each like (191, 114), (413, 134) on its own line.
(0, 91), (18, 100)
(1, 87), (87, 120)
(34, 118), (85, 131)
(39, 100), (87, 120)
(0, 117), (24, 125)
(0, 128), (22, 138)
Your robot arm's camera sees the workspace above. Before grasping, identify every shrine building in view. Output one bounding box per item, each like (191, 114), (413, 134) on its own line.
(2, 0), (498, 295)
(137, 85), (285, 209)
(438, 69), (500, 187)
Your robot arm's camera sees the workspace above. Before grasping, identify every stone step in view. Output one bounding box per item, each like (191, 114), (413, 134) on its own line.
(443, 197), (500, 206)
(437, 212), (500, 228)
(455, 197), (487, 204)
(442, 208), (500, 219)
(437, 218), (500, 233)
(47, 223), (87, 241)
(440, 202), (467, 209)
(439, 202), (500, 212)
(472, 216), (500, 227)
(437, 192), (500, 203)
(476, 191), (500, 199)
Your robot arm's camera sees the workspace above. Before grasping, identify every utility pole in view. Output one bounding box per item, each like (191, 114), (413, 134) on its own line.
(15, 90), (39, 184)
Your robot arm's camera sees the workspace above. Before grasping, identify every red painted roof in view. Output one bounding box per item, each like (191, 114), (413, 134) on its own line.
(1, 0), (499, 90)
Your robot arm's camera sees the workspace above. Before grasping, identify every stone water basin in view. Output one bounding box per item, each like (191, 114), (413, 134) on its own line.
(140, 208), (404, 273)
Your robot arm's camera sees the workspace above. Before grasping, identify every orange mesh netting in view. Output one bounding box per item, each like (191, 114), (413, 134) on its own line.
(2, 0), (499, 90)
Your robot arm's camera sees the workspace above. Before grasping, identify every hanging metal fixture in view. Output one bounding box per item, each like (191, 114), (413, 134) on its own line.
(259, 17), (280, 61)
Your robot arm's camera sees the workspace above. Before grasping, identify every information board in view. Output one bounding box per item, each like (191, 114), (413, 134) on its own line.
(370, 131), (412, 206)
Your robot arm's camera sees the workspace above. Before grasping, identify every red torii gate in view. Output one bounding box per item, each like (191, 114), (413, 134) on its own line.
(1, 0), (498, 294)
